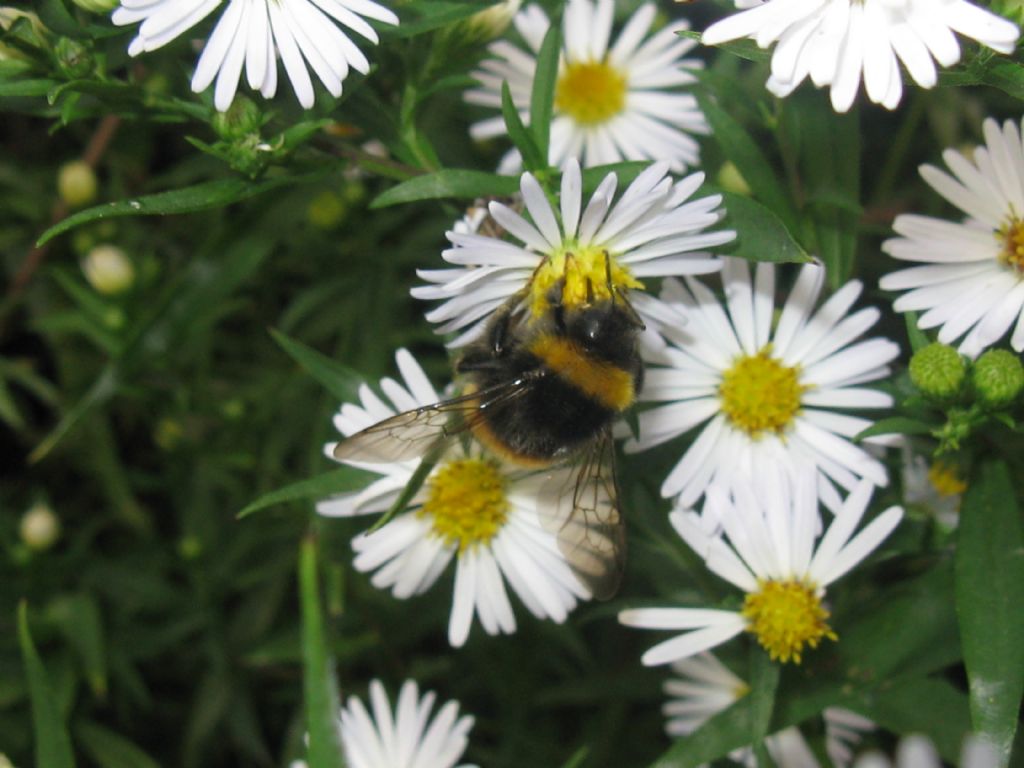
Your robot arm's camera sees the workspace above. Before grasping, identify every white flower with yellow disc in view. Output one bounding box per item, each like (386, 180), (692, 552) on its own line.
(317, 349), (589, 648)
(624, 258), (900, 513)
(619, 474), (903, 666)
(881, 117), (1024, 358)
(465, 0), (708, 172)
(412, 158), (733, 348)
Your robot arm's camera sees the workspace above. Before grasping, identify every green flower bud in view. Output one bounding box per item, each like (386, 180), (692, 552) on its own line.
(212, 95), (263, 141)
(82, 244), (134, 295)
(57, 160), (98, 208)
(909, 342), (966, 400)
(971, 349), (1024, 408)
(55, 36), (92, 78)
(69, 0), (118, 12)
(20, 502), (60, 551)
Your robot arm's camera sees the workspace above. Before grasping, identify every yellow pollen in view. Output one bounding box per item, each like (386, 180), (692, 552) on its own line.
(529, 245), (642, 316)
(555, 60), (627, 126)
(928, 460), (967, 497)
(742, 579), (837, 664)
(997, 214), (1024, 273)
(719, 347), (805, 438)
(419, 458), (508, 551)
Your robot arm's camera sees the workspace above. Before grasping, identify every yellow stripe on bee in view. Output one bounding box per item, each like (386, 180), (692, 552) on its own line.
(529, 334), (635, 412)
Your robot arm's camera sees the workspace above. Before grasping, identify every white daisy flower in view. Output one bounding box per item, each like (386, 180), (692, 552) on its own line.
(854, 734), (999, 768)
(317, 348), (590, 648)
(701, 0), (1019, 113)
(664, 652), (873, 767)
(291, 678), (477, 768)
(624, 257), (900, 513)
(880, 117), (1024, 358)
(619, 474), (903, 666)
(411, 158), (733, 348)
(466, 0), (708, 172)
(111, 0), (398, 111)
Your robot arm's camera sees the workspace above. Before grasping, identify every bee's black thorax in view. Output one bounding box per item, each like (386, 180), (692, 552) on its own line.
(458, 297), (643, 466)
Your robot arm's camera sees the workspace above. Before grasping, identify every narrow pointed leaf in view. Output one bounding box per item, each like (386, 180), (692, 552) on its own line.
(270, 328), (365, 403)
(18, 602), (75, 768)
(239, 467), (377, 518)
(300, 537), (346, 768)
(530, 23), (561, 163)
(370, 169), (519, 209)
(955, 460), (1024, 765)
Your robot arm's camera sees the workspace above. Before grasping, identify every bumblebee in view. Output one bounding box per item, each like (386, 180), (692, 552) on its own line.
(333, 262), (644, 599)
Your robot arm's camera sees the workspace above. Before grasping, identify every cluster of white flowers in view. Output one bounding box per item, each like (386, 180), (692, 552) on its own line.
(108, 0), (1023, 764)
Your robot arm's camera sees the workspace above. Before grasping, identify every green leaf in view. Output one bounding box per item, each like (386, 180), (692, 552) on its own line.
(300, 537), (346, 768)
(530, 23), (561, 164)
(0, 78), (58, 97)
(696, 93), (799, 234)
(17, 602), (75, 768)
(680, 30), (769, 64)
(370, 169), (519, 209)
(782, 93), (861, 286)
(76, 721), (161, 768)
(390, 1), (483, 37)
(239, 467), (377, 518)
(37, 173), (321, 245)
(649, 693), (758, 767)
(718, 191), (812, 264)
(955, 460), (1024, 765)
(29, 365), (119, 463)
(854, 416), (936, 441)
(48, 593), (107, 698)
(270, 328), (365, 403)
(502, 80), (545, 172)
(748, 649), (779, 744)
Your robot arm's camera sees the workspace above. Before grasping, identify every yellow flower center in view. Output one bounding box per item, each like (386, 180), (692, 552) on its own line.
(742, 579), (837, 664)
(555, 60), (627, 126)
(419, 458), (508, 551)
(529, 244), (643, 316)
(928, 460), (967, 497)
(719, 347), (804, 438)
(997, 214), (1024, 273)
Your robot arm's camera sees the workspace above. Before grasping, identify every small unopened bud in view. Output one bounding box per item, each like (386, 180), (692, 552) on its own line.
(717, 161), (752, 196)
(83, 244), (134, 295)
(307, 190), (348, 230)
(971, 349), (1024, 408)
(57, 160), (98, 208)
(466, 0), (521, 41)
(55, 37), (93, 78)
(69, 0), (118, 11)
(20, 502), (60, 551)
(212, 95), (263, 140)
(909, 343), (965, 401)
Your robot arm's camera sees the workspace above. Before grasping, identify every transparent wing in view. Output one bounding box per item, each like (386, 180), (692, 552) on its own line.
(539, 432), (626, 601)
(332, 380), (531, 464)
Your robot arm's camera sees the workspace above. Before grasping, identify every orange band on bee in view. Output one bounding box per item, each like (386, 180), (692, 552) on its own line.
(528, 334), (635, 412)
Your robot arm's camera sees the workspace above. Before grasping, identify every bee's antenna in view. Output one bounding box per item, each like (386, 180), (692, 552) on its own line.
(603, 251), (614, 298)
